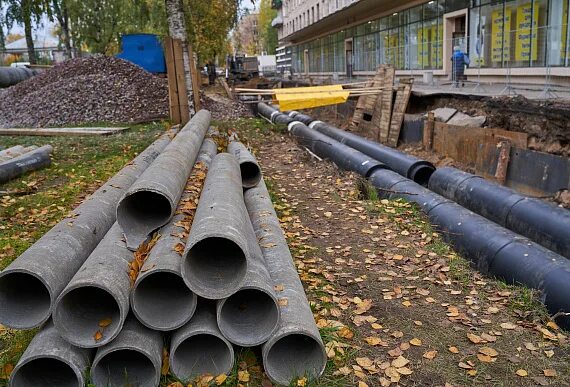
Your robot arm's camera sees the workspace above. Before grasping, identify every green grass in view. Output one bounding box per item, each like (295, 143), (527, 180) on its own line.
(0, 121), (168, 385)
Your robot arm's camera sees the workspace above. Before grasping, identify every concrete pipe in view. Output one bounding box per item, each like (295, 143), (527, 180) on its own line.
(180, 153), (251, 299)
(368, 168), (570, 330)
(91, 315), (162, 387)
(0, 67), (36, 88)
(170, 300), (234, 380)
(0, 145), (53, 184)
(228, 141), (262, 189)
(53, 223), (131, 348)
(428, 167), (570, 259)
(0, 129), (175, 329)
(10, 321), (93, 387)
(244, 180), (327, 385)
(131, 138), (218, 331)
(117, 110), (211, 250)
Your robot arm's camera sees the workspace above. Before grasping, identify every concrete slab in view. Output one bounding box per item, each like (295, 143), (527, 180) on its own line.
(447, 112), (486, 127)
(431, 107), (457, 122)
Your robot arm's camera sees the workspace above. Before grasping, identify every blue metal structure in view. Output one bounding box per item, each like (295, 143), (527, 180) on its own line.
(117, 34), (166, 74)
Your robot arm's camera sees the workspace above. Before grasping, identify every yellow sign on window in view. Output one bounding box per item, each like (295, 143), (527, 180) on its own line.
(491, 7), (511, 62)
(430, 24), (443, 68)
(515, 3), (539, 61)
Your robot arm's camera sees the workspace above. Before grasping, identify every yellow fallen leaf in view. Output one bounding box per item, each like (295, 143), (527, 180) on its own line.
(365, 336), (386, 346)
(94, 330), (103, 342)
(391, 356), (409, 368)
(458, 362), (473, 369)
(477, 353), (495, 363)
(215, 374), (227, 385)
(238, 370), (250, 382)
(544, 350), (554, 358)
(546, 321), (559, 330)
(356, 357), (374, 368)
(1, 363), (13, 380)
(479, 347), (498, 357)
(358, 382), (369, 387)
(524, 342), (538, 351)
(324, 211), (332, 218)
(467, 369), (477, 377)
(166, 382), (183, 387)
(467, 333), (482, 344)
(338, 326), (354, 339)
(448, 346), (460, 354)
(354, 299), (373, 315)
(402, 300), (412, 307)
(515, 369), (528, 377)
(423, 350), (438, 360)
(384, 366), (400, 379)
(99, 318), (112, 328)
(543, 369), (557, 377)
(297, 376), (308, 386)
(396, 367), (413, 375)
(371, 323), (383, 330)
(500, 322), (517, 330)
(278, 298), (288, 306)
(409, 338), (422, 346)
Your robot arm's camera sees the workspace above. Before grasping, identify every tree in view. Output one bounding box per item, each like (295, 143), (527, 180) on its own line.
(4, 0), (52, 64)
(50, 0), (71, 58)
(257, 0), (277, 54)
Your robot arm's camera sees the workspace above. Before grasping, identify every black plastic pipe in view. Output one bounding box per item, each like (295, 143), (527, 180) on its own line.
(257, 103), (387, 178)
(368, 168), (570, 329)
(0, 145), (52, 184)
(428, 167), (570, 260)
(266, 106), (435, 186)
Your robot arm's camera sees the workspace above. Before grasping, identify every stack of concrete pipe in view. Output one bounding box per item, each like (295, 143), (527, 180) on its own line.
(0, 144), (53, 184)
(2, 109), (326, 386)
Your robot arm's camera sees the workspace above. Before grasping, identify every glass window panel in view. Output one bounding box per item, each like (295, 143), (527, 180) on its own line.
(424, 1), (439, 19)
(409, 5), (422, 23)
(547, 0), (570, 65)
(446, 0), (470, 12)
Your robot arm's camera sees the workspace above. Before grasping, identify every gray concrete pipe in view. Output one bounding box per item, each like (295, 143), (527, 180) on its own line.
(0, 145), (53, 184)
(10, 320), (93, 387)
(0, 67), (36, 88)
(117, 110), (211, 250)
(91, 315), (162, 387)
(131, 138), (218, 331)
(244, 180), (327, 385)
(53, 223), (131, 348)
(0, 145), (27, 163)
(180, 153), (251, 299)
(228, 141), (262, 189)
(0, 129), (175, 329)
(170, 300), (234, 380)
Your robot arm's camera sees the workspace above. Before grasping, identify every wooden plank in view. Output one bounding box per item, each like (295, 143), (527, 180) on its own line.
(494, 140), (511, 185)
(187, 43), (201, 111)
(387, 80), (412, 147)
(219, 78), (233, 99)
(377, 66), (395, 143)
(164, 37), (181, 125)
(351, 66), (385, 131)
(172, 39), (190, 124)
(0, 127), (130, 136)
(423, 111), (435, 150)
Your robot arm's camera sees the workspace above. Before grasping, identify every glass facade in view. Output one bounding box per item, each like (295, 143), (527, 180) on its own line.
(291, 0), (570, 73)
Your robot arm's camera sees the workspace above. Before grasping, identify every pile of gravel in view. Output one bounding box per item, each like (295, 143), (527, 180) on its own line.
(0, 56), (169, 128)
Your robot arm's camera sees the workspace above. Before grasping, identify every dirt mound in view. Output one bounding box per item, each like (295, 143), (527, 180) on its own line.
(0, 56), (169, 127)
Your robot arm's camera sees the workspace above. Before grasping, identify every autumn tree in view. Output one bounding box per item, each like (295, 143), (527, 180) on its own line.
(257, 0), (277, 54)
(50, 0), (71, 58)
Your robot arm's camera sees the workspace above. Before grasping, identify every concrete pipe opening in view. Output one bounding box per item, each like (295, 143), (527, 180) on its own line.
(92, 349), (157, 387)
(240, 162), (261, 189)
(54, 286), (122, 347)
(0, 271), (51, 328)
(117, 191), (172, 239)
(184, 238), (247, 298)
(11, 357), (81, 387)
(132, 272), (197, 330)
(265, 333), (326, 384)
(171, 333), (233, 379)
(218, 288), (279, 346)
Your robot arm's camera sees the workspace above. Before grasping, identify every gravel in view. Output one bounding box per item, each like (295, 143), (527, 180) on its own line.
(0, 56), (169, 128)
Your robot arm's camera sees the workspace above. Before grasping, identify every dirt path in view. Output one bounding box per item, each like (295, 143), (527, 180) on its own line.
(227, 118), (570, 387)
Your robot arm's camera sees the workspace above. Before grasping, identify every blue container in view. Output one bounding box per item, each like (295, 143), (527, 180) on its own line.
(117, 33), (166, 74)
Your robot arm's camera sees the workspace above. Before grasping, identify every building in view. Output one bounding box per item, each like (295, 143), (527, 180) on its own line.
(271, 0), (570, 84)
(234, 12), (262, 55)
(275, 45), (293, 74)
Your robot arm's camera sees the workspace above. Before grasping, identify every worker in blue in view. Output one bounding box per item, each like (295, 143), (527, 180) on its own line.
(451, 46), (469, 87)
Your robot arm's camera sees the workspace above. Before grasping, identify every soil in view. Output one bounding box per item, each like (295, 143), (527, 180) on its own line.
(227, 109), (570, 386)
(408, 94), (570, 157)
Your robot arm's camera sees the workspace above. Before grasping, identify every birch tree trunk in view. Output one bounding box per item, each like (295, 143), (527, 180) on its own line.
(164, 0), (195, 115)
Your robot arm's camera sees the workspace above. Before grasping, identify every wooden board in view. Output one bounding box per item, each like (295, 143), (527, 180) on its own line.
(433, 122), (528, 167)
(164, 37), (181, 125)
(0, 127), (130, 136)
(386, 79), (413, 147)
(351, 66), (385, 131)
(376, 66), (395, 143)
(173, 39), (190, 125)
(219, 78), (233, 99)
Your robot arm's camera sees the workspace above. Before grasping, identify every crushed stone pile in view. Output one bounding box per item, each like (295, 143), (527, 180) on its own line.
(201, 93), (252, 121)
(0, 56), (169, 128)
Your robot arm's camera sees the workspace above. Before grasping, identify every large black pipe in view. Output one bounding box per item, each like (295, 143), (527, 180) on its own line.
(428, 167), (570, 260)
(0, 145), (52, 184)
(257, 103), (387, 178)
(260, 104), (435, 185)
(0, 67), (37, 88)
(369, 168), (570, 329)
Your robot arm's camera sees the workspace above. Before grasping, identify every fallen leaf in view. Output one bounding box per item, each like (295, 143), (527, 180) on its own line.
(409, 338), (422, 346)
(354, 299), (373, 315)
(338, 326), (354, 339)
(402, 300), (412, 307)
(278, 298), (288, 306)
(467, 333), (483, 344)
(365, 336), (387, 346)
(479, 347), (498, 357)
(543, 369), (557, 377)
(467, 369), (477, 377)
(448, 346), (460, 354)
(500, 322), (517, 330)
(215, 374), (227, 385)
(297, 377), (308, 386)
(1, 363), (13, 380)
(98, 318), (112, 328)
(396, 367), (413, 375)
(324, 211), (332, 218)
(357, 382), (369, 387)
(356, 357), (374, 368)
(477, 354), (495, 363)
(238, 370), (250, 382)
(391, 356), (409, 368)
(544, 350), (554, 358)
(94, 330), (103, 342)
(524, 342), (538, 351)
(423, 350), (438, 360)
(516, 369), (528, 377)
(167, 382), (183, 387)
(458, 362), (473, 369)
(481, 333), (497, 342)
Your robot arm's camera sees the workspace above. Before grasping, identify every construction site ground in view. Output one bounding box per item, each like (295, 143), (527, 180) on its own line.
(0, 90), (569, 386)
